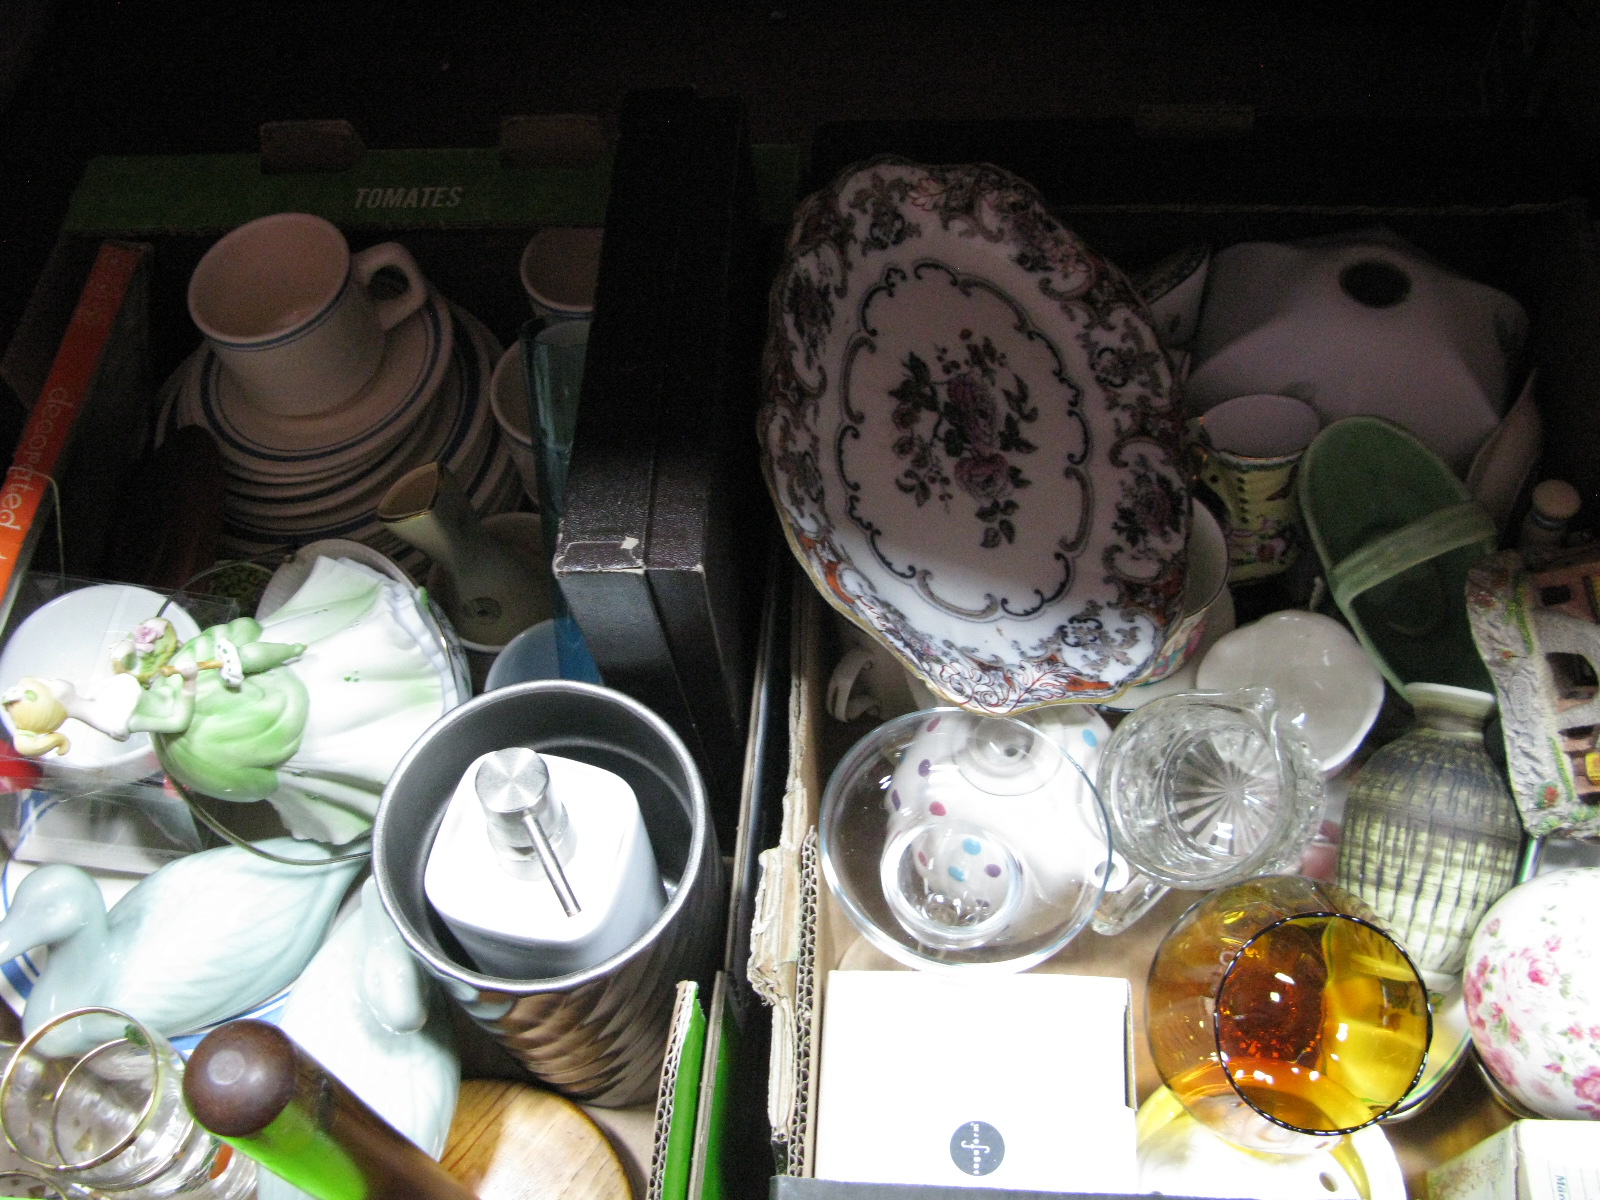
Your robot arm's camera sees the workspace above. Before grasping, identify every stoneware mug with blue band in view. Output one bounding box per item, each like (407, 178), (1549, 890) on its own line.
(187, 211), (429, 419)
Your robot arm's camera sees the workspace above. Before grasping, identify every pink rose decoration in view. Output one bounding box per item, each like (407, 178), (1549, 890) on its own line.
(954, 452), (1012, 504)
(1477, 1041), (1523, 1091)
(1574, 1067), (1600, 1106)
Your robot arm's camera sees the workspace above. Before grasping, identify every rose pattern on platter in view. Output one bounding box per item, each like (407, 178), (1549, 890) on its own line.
(757, 156), (1187, 713)
(887, 333), (1038, 550)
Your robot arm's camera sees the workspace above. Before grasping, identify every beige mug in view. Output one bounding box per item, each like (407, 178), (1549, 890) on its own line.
(187, 212), (429, 418)
(488, 342), (541, 506)
(519, 227), (603, 321)
(1190, 393), (1321, 583)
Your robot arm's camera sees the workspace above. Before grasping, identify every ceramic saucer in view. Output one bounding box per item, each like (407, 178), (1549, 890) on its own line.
(425, 511), (553, 654)
(1099, 584), (1236, 711)
(216, 300), (519, 578)
(177, 286), (453, 471)
(760, 157), (1188, 714)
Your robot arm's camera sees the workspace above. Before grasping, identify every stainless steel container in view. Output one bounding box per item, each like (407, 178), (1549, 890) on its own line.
(372, 680), (723, 1107)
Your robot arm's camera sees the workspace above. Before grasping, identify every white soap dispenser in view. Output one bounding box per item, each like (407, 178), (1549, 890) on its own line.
(423, 745), (665, 978)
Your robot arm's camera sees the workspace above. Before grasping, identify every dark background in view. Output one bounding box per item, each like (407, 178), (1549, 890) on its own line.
(0, 0), (1560, 361)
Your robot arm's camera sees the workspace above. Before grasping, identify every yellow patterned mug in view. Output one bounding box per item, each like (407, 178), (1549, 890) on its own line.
(1190, 394), (1321, 583)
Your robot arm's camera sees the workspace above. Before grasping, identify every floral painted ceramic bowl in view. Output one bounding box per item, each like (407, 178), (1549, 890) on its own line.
(1463, 867), (1600, 1119)
(759, 157), (1188, 714)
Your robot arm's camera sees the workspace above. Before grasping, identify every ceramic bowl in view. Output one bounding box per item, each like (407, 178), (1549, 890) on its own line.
(1143, 502), (1228, 683)
(1195, 609), (1385, 774)
(1463, 867), (1600, 1120)
(1132, 242), (1211, 348)
(426, 511), (553, 654)
(820, 707), (1112, 971)
(1185, 227), (1529, 476)
(760, 157), (1188, 714)
(519, 227), (603, 321)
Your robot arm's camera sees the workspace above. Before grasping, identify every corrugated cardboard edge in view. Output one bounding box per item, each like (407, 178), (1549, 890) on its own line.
(786, 832), (822, 1176)
(748, 586), (825, 1172)
(648, 979), (705, 1200)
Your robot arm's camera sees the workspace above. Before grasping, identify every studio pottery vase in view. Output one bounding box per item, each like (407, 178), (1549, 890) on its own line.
(1335, 682), (1523, 982)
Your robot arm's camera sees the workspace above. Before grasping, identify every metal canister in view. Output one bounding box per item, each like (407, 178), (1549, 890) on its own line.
(372, 680), (723, 1107)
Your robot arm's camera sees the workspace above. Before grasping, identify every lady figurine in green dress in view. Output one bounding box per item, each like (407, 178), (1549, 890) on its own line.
(3, 553), (463, 845)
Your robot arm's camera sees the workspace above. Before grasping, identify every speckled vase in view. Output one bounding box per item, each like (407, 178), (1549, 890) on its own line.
(1335, 682), (1524, 982)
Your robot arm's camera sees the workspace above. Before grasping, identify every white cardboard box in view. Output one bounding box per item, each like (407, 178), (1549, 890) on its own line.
(1428, 1120), (1600, 1200)
(813, 969), (1138, 1194)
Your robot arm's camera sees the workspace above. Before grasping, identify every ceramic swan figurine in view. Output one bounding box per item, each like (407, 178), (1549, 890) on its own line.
(2, 555), (462, 845)
(0, 837), (361, 1038)
(259, 879), (460, 1200)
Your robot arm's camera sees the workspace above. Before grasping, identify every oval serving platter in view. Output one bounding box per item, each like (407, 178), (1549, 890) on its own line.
(759, 157), (1189, 713)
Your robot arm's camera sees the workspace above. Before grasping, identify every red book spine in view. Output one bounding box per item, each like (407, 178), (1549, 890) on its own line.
(0, 241), (146, 617)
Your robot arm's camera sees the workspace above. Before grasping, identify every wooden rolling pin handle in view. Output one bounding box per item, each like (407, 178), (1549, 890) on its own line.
(185, 1018), (480, 1200)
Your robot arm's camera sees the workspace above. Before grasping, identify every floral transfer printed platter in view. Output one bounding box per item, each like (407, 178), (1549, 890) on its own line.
(760, 158), (1188, 713)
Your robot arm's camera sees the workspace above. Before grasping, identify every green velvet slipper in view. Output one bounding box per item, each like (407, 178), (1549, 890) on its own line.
(1297, 415), (1497, 694)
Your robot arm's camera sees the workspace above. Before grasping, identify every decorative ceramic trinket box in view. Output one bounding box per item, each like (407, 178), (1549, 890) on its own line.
(1467, 549), (1600, 839)
(1463, 867), (1600, 1120)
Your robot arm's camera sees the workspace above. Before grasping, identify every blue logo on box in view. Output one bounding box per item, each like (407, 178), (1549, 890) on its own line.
(950, 1120), (1004, 1176)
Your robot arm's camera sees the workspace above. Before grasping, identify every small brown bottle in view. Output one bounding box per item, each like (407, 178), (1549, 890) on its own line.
(184, 1019), (477, 1200)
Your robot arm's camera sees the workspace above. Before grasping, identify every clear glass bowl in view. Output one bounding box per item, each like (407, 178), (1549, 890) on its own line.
(819, 707), (1112, 971)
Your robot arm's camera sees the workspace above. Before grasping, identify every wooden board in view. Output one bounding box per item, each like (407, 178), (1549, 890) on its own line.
(442, 1080), (633, 1200)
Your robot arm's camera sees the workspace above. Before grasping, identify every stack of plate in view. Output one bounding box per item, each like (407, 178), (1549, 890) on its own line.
(155, 289), (522, 578)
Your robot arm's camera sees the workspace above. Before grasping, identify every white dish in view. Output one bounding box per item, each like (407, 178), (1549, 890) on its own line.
(1195, 608), (1385, 774)
(760, 157), (1188, 714)
(214, 300), (520, 575)
(424, 511), (553, 654)
(1133, 242), (1210, 348)
(0, 585), (203, 782)
(179, 285), (453, 465)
